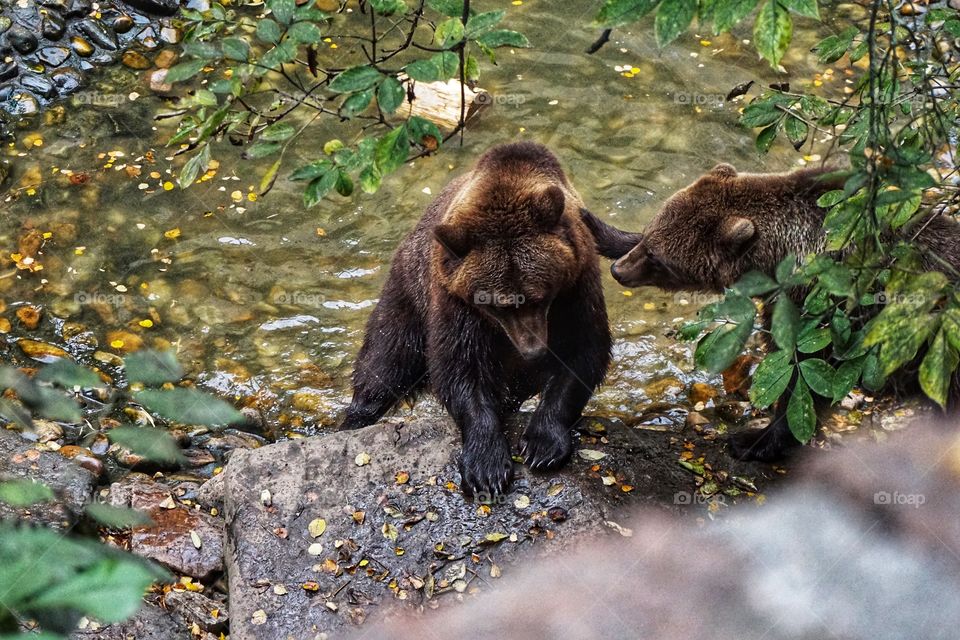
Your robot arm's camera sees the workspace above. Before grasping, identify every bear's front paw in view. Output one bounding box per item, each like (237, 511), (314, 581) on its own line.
(458, 437), (514, 499)
(521, 420), (573, 471)
(728, 427), (797, 462)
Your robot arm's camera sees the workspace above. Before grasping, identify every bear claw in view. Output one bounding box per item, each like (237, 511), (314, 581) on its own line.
(458, 439), (514, 498)
(521, 424), (573, 471)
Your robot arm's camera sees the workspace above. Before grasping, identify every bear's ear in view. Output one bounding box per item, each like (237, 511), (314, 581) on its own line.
(533, 185), (565, 229)
(710, 164), (738, 179)
(434, 223), (471, 258)
(720, 216), (755, 246)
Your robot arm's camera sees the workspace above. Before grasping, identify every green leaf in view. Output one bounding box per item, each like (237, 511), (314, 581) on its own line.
(178, 144), (211, 189)
(260, 122), (296, 142)
(0, 479), (54, 507)
(475, 29), (530, 48)
(799, 358), (835, 398)
(290, 159), (334, 181)
(134, 388), (243, 427)
(654, 0), (696, 47)
(816, 189), (845, 207)
(919, 330), (959, 409)
(779, 0), (818, 18)
(797, 323), (832, 353)
(753, 0), (792, 67)
(30, 557), (158, 623)
(942, 307), (960, 353)
(85, 503), (154, 528)
(406, 57), (442, 83)
(123, 350), (184, 386)
(36, 360), (102, 389)
(33, 386), (82, 422)
(269, 0), (296, 25)
(694, 321), (753, 373)
(784, 116), (808, 149)
(861, 350), (886, 391)
(360, 165), (382, 193)
(595, 0), (659, 27)
(812, 27), (856, 63)
(335, 170), (354, 197)
(465, 10), (505, 36)
(787, 378), (816, 443)
(755, 122), (779, 153)
(740, 99), (783, 128)
(427, 0), (463, 16)
(221, 37), (250, 61)
(304, 170), (339, 207)
(378, 76), (406, 114)
(256, 19), (282, 44)
(182, 42), (220, 60)
(772, 296), (801, 351)
(749, 350), (794, 409)
(832, 357), (863, 401)
(713, 0), (760, 33)
(259, 40), (298, 68)
(341, 88), (374, 117)
(435, 17), (465, 48)
(732, 271), (778, 296)
(776, 253), (799, 285)
(287, 21), (323, 44)
(244, 141), (282, 159)
(371, 0), (406, 14)
(164, 59), (206, 83)
(329, 65), (383, 93)
(407, 115), (443, 149)
(375, 125), (410, 174)
(108, 426), (186, 464)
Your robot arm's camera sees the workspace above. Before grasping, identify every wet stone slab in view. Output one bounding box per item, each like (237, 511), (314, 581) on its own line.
(222, 416), (695, 640)
(0, 427), (95, 528)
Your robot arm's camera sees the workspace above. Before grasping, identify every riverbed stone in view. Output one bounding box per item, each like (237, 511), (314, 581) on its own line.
(0, 428), (95, 528)
(123, 0), (180, 15)
(108, 475), (225, 581)
(222, 416), (694, 640)
(7, 26), (38, 54)
(37, 45), (71, 67)
(42, 11), (67, 40)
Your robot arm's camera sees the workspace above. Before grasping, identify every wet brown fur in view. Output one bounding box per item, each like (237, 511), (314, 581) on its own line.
(342, 142), (611, 497)
(584, 163), (960, 462)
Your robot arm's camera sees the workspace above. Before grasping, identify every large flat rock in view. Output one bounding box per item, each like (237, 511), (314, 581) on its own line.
(222, 416), (693, 640)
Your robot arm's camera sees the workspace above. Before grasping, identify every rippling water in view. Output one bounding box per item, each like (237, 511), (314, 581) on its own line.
(0, 1), (857, 435)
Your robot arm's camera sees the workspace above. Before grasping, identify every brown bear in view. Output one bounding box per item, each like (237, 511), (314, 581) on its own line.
(341, 142), (611, 498)
(583, 163), (960, 462)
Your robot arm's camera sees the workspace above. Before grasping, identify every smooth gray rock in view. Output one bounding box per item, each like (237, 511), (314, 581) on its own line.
(222, 416), (693, 640)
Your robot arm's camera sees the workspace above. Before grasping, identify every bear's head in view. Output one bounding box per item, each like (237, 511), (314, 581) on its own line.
(432, 178), (586, 360)
(610, 164), (757, 292)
